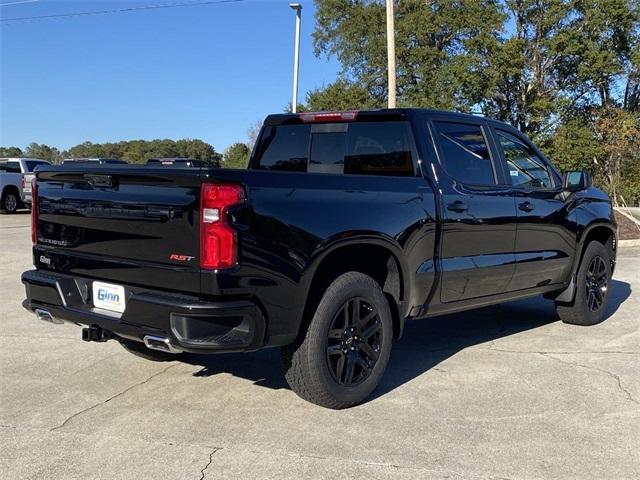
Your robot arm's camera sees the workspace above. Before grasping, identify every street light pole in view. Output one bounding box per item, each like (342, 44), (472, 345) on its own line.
(289, 3), (302, 113)
(386, 0), (396, 108)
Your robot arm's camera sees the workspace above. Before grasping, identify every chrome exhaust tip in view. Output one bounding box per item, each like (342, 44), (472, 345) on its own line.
(143, 335), (182, 354)
(34, 308), (63, 325)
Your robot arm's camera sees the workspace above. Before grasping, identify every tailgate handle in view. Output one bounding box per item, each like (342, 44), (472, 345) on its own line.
(84, 174), (117, 187)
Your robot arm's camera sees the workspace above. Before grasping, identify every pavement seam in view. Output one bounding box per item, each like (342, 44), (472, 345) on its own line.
(199, 447), (221, 480)
(540, 353), (640, 405)
(49, 363), (178, 431)
(262, 450), (486, 478)
(486, 347), (639, 355)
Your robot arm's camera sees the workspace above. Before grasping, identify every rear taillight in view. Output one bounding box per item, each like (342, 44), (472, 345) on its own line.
(31, 177), (38, 245)
(21, 176), (26, 190)
(199, 183), (244, 269)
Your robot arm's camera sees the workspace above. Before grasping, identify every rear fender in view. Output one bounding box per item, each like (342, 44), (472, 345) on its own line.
(555, 221), (617, 303)
(292, 232), (410, 337)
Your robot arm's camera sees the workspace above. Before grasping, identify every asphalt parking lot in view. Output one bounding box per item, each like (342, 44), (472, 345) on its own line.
(1, 212), (639, 480)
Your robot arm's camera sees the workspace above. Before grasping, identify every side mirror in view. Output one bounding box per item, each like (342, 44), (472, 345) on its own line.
(562, 170), (592, 192)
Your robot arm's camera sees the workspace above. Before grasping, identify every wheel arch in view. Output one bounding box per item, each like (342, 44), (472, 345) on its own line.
(1, 184), (20, 198)
(577, 222), (617, 273)
(297, 235), (410, 341)
(554, 222), (617, 303)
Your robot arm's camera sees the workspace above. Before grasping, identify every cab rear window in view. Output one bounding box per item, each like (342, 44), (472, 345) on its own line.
(24, 161), (49, 172)
(253, 121), (415, 176)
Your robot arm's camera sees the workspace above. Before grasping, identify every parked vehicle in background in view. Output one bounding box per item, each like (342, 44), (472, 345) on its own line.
(62, 158), (128, 165)
(22, 109), (617, 408)
(146, 158), (217, 168)
(0, 158), (50, 213)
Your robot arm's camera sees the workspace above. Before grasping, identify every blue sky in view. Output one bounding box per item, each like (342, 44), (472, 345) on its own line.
(0, 0), (341, 152)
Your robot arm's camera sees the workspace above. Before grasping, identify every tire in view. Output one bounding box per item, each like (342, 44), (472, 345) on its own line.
(555, 241), (612, 326)
(0, 190), (19, 214)
(118, 338), (181, 362)
(282, 272), (393, 409)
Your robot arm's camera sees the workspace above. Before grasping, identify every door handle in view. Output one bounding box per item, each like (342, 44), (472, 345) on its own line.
(447, 201), (468, 213)
(519, 201), (535, 212)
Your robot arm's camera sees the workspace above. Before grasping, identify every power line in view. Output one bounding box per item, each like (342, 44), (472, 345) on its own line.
(0, 0), (40, 7)
(0, 0), (243, 23)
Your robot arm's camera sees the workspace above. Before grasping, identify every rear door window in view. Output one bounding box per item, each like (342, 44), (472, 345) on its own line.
(5, 161), (21, 173)
(433, 121), (495, 185)
(254, 121), (414, 176)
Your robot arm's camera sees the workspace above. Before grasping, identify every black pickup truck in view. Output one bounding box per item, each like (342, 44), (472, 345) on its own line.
(22, 109), (617, 409)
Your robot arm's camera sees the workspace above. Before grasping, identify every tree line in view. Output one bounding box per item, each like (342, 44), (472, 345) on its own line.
(0, 138), (258, 170)
(0, 139), (223, 165)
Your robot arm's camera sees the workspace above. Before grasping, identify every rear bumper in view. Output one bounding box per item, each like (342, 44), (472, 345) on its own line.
(21, 269), (266, 353)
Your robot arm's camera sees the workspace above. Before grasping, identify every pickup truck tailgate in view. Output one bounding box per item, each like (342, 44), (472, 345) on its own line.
(33, 166), (202, 294)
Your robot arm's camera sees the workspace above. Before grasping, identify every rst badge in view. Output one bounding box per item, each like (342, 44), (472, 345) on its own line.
(169, 254), (195, 262)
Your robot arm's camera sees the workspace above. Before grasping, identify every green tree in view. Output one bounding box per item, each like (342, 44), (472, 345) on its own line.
(309, 0), (505, 111)
(223, 142), (250, 169)
(554, 0), (639, 109)
(593, 106), (640, 206)
(544, 107), (640, 206)
(543, 118), (603, 172)
(308, 1), (639, 129)
(24, 143), (63, 163)
(479, 0), (577, 137)
(65, 141), (125, 159)
(175, 139), (222, 165)
(0, 146), (23, 157)
(306, 79), (380, 111)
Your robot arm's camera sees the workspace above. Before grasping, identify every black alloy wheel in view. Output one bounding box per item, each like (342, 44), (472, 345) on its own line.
(555, 240), (612, 326)
(326, 297), (383, 386)
(585, 255), (608, 312)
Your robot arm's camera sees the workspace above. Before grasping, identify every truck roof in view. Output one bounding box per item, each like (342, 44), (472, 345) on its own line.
(264, 108), (513, 129)
(0, 158), (48, 162)
(63, 158), (127, 164)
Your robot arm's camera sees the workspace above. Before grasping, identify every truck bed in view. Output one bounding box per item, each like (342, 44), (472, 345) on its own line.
(28, 163), (436, 350)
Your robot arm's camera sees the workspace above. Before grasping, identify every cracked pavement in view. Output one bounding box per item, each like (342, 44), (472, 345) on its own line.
(1, 214), (639, 479)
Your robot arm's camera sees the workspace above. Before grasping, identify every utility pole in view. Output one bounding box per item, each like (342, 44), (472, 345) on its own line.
(385, 0), (396, 108)
(289, 3), (302, 113)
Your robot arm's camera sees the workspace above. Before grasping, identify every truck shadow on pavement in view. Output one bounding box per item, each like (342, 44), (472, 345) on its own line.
(182, 280), (631, 400)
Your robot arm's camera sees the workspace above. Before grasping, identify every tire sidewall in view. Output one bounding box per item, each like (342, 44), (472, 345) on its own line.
(574, 242), (612, 324)
(305, 273), (393, 405)
(2, 192), (18, 213)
